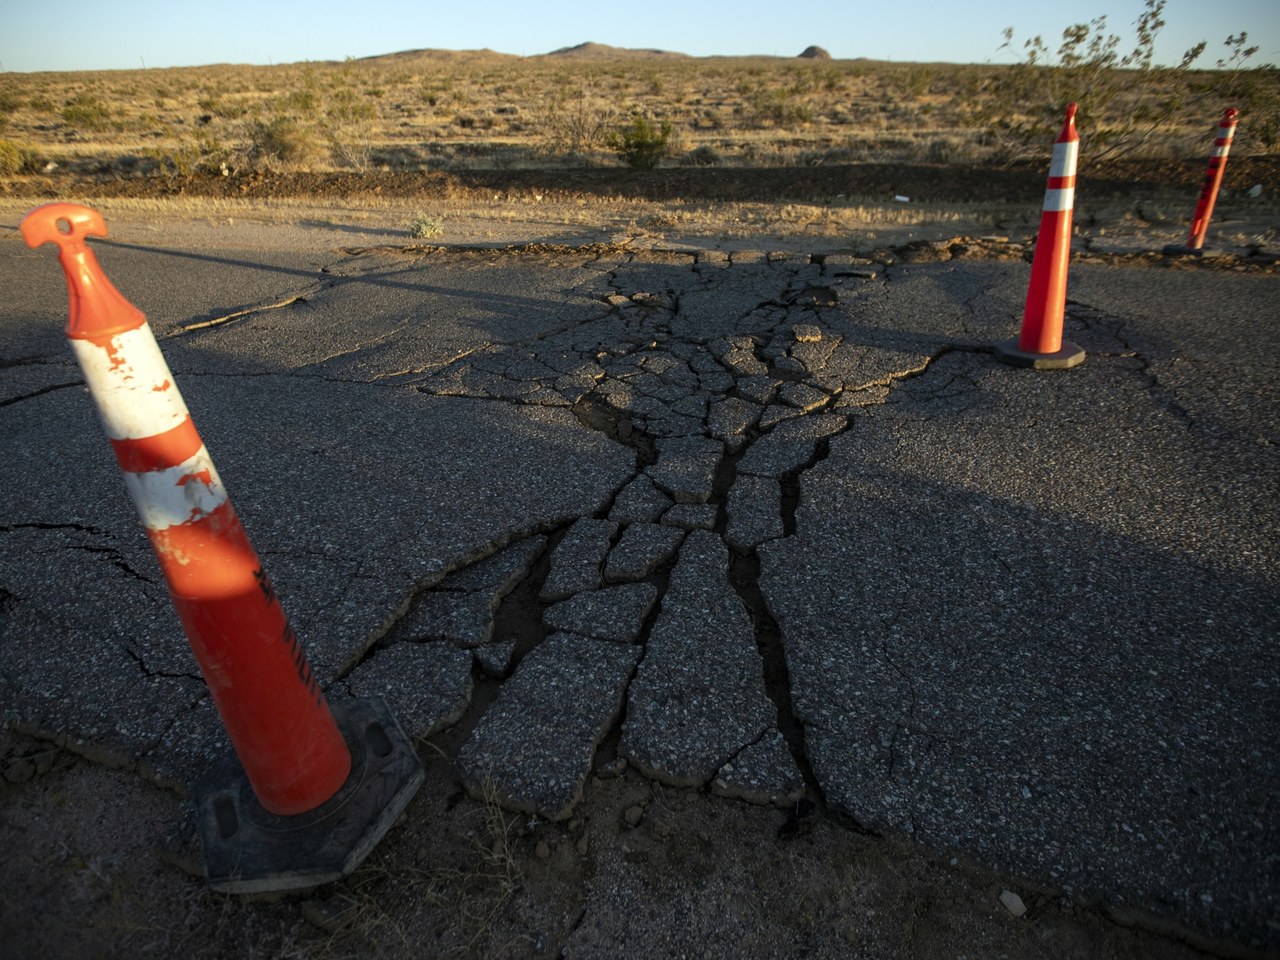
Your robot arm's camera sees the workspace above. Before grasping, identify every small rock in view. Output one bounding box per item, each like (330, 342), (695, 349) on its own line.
(301, 896), (358, 933)
(595, 756), (628, 778)
(576, 835), (589, 855)
(3, 757), (35, 783)
(473, 640), (517, 677)
(1000, 889), (1027, 917)
(623, 804), (645, 828)
(535, 840), (552, 860)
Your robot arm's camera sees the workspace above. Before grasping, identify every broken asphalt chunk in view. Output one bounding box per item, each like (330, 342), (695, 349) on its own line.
(660, 503), (718, 532)
(343, 643), (473, 739)
(738, 414), (846, 478)
(621, 531), (777, 787)
(457, 633), (640, 821)
(646, 436), (724, 504)
(725, 476), (784, 551)
(541, 518), (618, 601)
(712, 729), (805, 807)
(604, 523), (685, 582)
(609, 475), (672, 525)
(543, 582), (659, 643)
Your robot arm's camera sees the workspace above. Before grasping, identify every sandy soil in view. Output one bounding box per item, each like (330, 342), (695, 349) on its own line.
(0, 716), (1236, 960)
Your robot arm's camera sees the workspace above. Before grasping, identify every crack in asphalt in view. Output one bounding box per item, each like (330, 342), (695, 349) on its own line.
(396, 248), (993, 813)
(1066, 300), (1205, 436)
(398, 253), (938, 761)
(7, 237), (1276, 954)
(0, 380), (85, 408)
(64, 544), (156, 586)
(4, 248), (1020, 819)
(166, 294), (313, 337)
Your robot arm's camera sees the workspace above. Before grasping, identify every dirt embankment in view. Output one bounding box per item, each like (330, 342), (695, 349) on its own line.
(3, 157), (1278, 206)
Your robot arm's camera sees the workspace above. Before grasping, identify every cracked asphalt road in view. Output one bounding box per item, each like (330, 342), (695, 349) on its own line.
(1, 222), (1277, 952)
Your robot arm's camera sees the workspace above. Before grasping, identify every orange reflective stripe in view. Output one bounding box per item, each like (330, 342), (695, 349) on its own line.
(110, 417), (204, 473)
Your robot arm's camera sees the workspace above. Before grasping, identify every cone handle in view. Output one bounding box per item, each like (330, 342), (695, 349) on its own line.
(20, 203), (144, 340)
(20, 202), (108, 251)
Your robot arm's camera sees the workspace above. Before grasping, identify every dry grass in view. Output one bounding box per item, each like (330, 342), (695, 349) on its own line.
(1, 49), (1274, 180)
(304, 774), (525, 960)
(0, 189), (1031, 252)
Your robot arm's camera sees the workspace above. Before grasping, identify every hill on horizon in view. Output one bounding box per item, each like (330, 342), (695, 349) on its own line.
(542, 42), (689, 59)
(361, 41), (847, 64)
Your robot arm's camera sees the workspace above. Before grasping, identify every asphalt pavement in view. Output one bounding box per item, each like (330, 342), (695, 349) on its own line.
(1, 216), (1276, 951)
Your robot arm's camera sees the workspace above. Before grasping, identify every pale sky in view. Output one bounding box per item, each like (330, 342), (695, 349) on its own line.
(2, 0), (1277, 72)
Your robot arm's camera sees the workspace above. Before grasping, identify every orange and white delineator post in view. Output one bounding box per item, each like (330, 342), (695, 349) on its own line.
(1165, 107), (1239, 256)
(996, 103), (1086, 370)
(20, 202), (352, 816)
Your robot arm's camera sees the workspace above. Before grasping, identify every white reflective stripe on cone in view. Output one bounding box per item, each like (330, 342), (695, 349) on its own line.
(121, 446), (228, 532)
(1048, 141), (1079, 178)
(69, 326), (189, 441)
(1043, 188), (1075, 213)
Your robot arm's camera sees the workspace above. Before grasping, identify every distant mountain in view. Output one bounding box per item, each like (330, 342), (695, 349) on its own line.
(358, 48), (516, 63)
(542, 42), (689, 59)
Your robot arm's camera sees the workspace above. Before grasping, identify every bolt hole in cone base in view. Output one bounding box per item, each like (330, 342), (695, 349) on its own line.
(193, 697), (424, 894)
(994, 336), (1086, 370)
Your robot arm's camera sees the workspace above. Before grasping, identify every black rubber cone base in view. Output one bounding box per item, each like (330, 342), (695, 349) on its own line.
(1163, 244), (1227, 258)
(995, 336), (1086, 370)
(193, 697), (424, 894)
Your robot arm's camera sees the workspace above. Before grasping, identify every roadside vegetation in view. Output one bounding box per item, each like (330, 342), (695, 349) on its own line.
(0, 6), (1274, 184)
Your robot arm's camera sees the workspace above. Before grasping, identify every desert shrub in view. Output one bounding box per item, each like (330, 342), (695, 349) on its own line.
(249, 115), (325, 169)
(0, 139), (39, 175)
(606, 114), (673, 169)
(281, 88), (320, 116)
(750, 88), (814, 128)
(1190, 52), (1280, 154)
(975, 0), (1272, 162)
(147, 129), (228, 177)
(61, 91), (112, 130)
(408, 212), (444, 238)
(684, 144), (721, 166)
(198, 91), (249, 119)
(322, 87), (379, 170)
(897, 66), (937, 99)
(541, 84), (616, 155)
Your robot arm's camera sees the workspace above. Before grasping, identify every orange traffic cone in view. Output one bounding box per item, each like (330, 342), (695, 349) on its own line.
(996, 104), (1086, 370)
(1164, 107), (1239, 257)
(22, 203), (422, 892)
